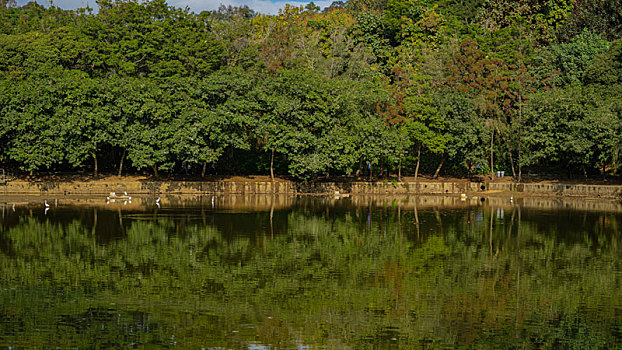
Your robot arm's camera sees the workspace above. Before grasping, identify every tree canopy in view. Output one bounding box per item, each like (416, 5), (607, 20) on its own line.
(1, 0), (621, 180)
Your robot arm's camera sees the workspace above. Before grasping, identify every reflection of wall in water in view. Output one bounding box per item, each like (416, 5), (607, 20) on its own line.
(2, 194), (622, 217)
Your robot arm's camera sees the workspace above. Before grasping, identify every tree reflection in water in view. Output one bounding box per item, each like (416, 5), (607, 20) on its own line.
(0, 195), (621, 348)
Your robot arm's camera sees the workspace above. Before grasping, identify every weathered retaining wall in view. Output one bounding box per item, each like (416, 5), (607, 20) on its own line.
(0, 180), (295, 196)
(486, 182), (622, 198)
(0, 180), (620, 198)
(295, 181), (484, 195)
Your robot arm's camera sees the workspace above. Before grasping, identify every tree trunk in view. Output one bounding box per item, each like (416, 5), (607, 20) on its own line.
(517, 79), (523, 183)
(602, 165), (606, 181)
(117, 208), (124, 234)
(201, 161), (207, 178)
(489, 206), (494, 256)
(490, 128), (495, 181)
(518, 154), (522, 182)
(270, 148), (275, 182)
(497, 127), (516, 179)
(152, 164), (159, 177)
(379, 156), (384, 178)
(508, 148), (516, 178)
(92, 208), (97, 236)
(398, 158), (402, 182)
(414, 202), (420, 240)
(356, 158), (362, 177)
(414, 143), (422, 181)
(433, 153), (445, 179)
(93, 152), (98, 177)
(270, 199), (274, 240)
(118, 149), (126, 177)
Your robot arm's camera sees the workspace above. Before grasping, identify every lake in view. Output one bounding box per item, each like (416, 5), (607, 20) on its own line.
(0, 194), (621, 349)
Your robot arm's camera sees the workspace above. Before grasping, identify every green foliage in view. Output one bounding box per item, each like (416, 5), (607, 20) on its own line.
(0, 31), (60, 79)
(0, 1), (79, 35)
(75, 0), (223, 78)
(435, 0), (483, 24)
(478, 0), (574, 42)
(1, 0), (622, 179)
(435, 91), (488, 173)
(549, 30), (611, 86)
(558, 0), (622, 41)
(584, 41), (622, 86)
(522, 86), (622, 174)
(354, 11), (390, 66)
(383, 0), (433, 44)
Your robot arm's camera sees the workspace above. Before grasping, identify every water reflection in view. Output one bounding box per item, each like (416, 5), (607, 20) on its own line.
(0, 195), (621, 348)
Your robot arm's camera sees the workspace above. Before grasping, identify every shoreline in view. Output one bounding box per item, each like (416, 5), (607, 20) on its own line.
(1, 193), (621, 216)
(0, 177), (621, 199)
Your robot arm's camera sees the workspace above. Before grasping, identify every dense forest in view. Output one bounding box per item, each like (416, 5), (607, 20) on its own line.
(1, 0), (621, 180)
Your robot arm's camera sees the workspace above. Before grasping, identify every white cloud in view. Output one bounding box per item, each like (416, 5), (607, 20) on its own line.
(15, 0), (334, 15)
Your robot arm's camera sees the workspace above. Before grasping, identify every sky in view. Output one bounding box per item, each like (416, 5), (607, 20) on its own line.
(14, 0), (334, 15)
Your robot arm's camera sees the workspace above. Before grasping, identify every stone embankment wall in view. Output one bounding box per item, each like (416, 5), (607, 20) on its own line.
(1, 180), (621, 198)
(486, 182), (622, 198)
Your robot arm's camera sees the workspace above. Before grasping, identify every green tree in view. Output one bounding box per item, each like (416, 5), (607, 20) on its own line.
(255, 70), (332, 179)
(77, 0), (222, 78)
(56, 74), (111, 176)
(435, 91), (488, 176)
(1, 76), (66, 172)
(583, 40), (622, 86)
(549, 29), (611, 87)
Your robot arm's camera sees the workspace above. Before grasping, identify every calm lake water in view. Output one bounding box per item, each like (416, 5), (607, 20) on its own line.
(0, 195), (621, 349)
